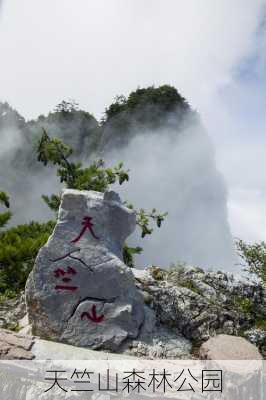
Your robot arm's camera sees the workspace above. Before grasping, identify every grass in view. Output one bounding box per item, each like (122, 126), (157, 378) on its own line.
(255, 319), (266, 330)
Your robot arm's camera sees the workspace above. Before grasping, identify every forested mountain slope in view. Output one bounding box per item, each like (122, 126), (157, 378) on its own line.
(0, 85), (235, 269)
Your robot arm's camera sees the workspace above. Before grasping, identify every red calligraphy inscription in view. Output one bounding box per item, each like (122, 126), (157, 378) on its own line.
(71, 216), (99, 243)
(54, 266), (76, 278)
(81, 305), (104, 323)
(55, 285), (77, 292)
(54, 266), (78, 292)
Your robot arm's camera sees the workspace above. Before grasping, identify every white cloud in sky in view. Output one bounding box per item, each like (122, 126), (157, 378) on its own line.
(0, 0), (263, 119)
(0, 0), (265, 246)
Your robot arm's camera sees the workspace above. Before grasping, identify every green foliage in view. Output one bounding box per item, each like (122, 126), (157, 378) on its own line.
(38, 130), (129, 190)
(150, 266), (166, 281)
(0, 191), (11, 229)
(255, 319), (266, 330)
(0, 289), (18, 304)
(104, 85), (190, 122)
(41, 194), (61, 213)
(38, 130), (130, 212)
(0, 221), (54, 295)
(236, 239), (266, 284)
(123, 245), (143, 269)
(233, 296), (254, 315)
(169, 271), (202, 295)
(126, 204), (168, 238)
(166, 264), (186, 285)
(13, 99), (100, 173)
(166, 262), (204, 284)
(166, 263), (205, 295)
(54, 99), (79, 113)
(0, 191), (10, 208)
(2, 86), (193, 185)
(44, 100), (100, 156)
(0, 102), (25, 131)
(101, 85), (194, 150)
(0, 212), (12, 229)
(179, 280), (202, 295)
(37, 131), (167, 266)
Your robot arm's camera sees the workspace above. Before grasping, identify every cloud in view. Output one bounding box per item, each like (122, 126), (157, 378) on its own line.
(203, 16), (266, 243)
(106, 117), (236, 270)
(0, 0), (265, 264)
(0, 1), (264, 119)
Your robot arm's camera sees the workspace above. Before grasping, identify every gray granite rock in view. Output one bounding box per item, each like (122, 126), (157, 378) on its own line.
(132, 266), (265, 347)
(26, 189), (144, 351)
(119, 305), (192, 359)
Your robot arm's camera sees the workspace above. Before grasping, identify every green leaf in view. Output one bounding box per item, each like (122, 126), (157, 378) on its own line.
(0, 192), (10, 208)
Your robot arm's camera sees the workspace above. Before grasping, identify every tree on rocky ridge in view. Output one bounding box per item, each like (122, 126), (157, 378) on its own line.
(237, 239), (266, 284)
(37, 130), (167, 267)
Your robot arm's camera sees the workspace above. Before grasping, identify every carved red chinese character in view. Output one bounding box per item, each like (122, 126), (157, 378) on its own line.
(53, 266), (78, 292)
(55, 285), (77, 292)
(81, 305), (104, 323)
(71, 216), (99, 243)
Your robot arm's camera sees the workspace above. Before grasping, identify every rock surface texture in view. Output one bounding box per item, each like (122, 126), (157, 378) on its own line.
(26, 189), (144, 351)
(0, 329), (34, 360)
(133, 266), (265, 358)
(0, 293), (26, 331)
(244, 328), (266, 358)
(199, 334), (263, 360)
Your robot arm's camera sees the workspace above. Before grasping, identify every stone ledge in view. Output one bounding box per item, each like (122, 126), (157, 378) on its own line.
(0, 329), (35, 360)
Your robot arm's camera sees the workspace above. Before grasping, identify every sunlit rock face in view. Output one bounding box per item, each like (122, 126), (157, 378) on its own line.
(25, 189), (144, 351)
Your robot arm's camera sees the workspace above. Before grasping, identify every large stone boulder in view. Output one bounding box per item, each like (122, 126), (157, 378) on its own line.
(25, 189), (144, 351)
(199, 334), (263, 360)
